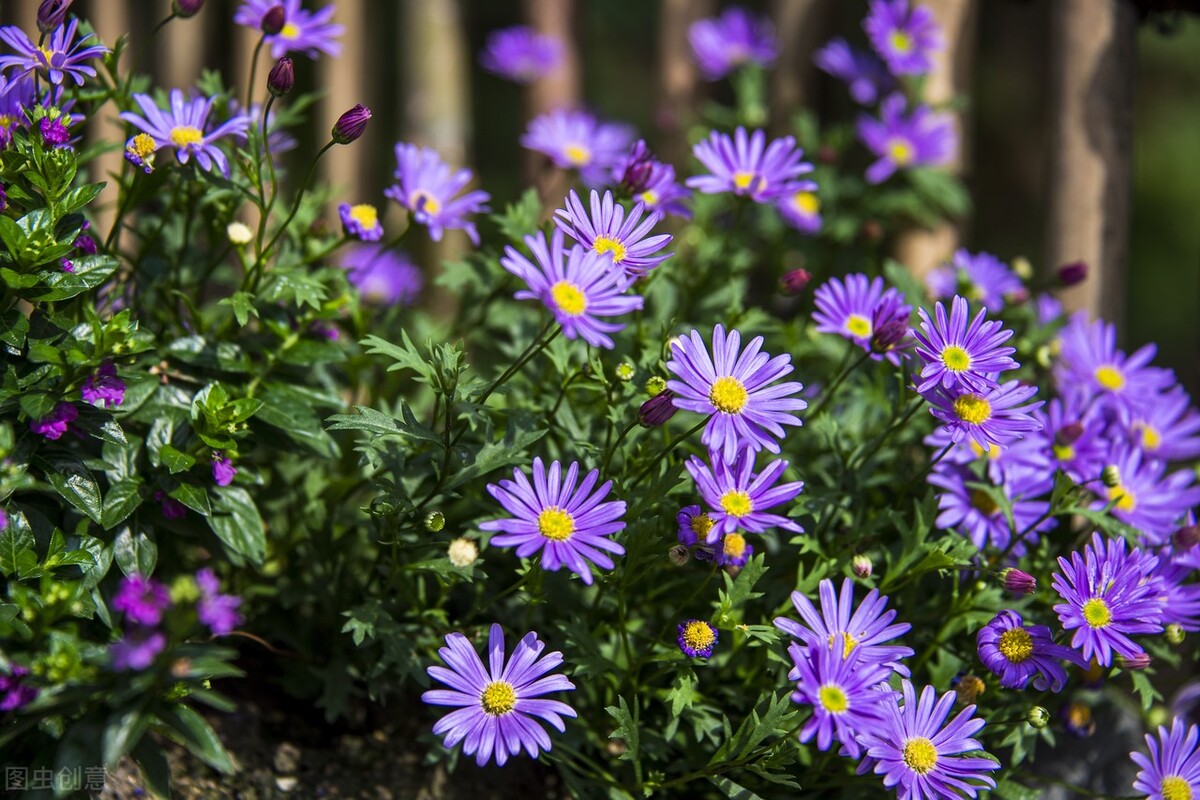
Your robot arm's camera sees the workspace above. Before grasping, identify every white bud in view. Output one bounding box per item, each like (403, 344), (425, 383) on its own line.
(227, 221), (253, 246)
(448, 538), (478, 568)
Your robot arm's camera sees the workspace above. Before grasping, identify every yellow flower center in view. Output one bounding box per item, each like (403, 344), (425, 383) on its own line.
(818, 685), (849, 714)
(1082, 597), (1112, 628)
(593, 235), (627, 265)
(888, 139), (914, 165)
(1162, 776), (1194, 800)
(709, 376), (749, 414)
(279, 22), (301, 40)
(997, 627), (1034, 664)
(1053, 443), (1075, 462)
(127, 133), (158, 159)
(733, 171), (756, 190)
(1065, 701), (1092, 731)
(690, 513), (714, 539)
(169, 126), (203, 147)
(348, 203), (378, 230)
(941, 344), (971, 372)
(564, 143), (591, 166)
(828, 631), (859, 658)
(550, 281), (588, 316)
(1136, 423), (1162, 452)
(1094, 365), (1125, 391)
(1106, 484), (1136, 512)
(889, 31), (914, 53)
(537, 507), (576, 541)
(969, 489), (1000, 517)
(0, 114), (15, 129)
(953, 394), (992, 425)
(902, 737), (938, 775)
(845, 314), (872, 339)
(722, 532), (747, 560)
(793, 191), (820, 214)
(479, 680), (516, 716)
(410, 189), (442, 216)
(968, 441), (1001, 460)
(638, 189), (659, 206)
(719, 490), (753, 518)
(38, 46), (56, 65)
(680, 620), (716, 652)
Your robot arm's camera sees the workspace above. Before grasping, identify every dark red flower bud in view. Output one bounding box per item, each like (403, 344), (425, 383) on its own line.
(1000, 568), (1036, 595)
(332, 104), (371, 144)
(1057, 260), (1088, 287)
(172, 0), (205, 18)
(261, 5), (286, 35)
(268, 57), (294, 97)
(780, 268), (811, 295)
(1056, 421), (1085, 447)
(620, 139), (657, 195)
(861, 219), (883, 243)
(1174, 524), (1200, 549)
(37, 0), (72, 33)
(638, 391), (677, 428)
(817, 145), (838, 164)
(1116, 652), (1151, 671)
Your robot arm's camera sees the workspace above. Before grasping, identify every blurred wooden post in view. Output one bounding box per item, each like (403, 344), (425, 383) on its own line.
(893, 0), (979, 279)
(523, 0), (581, 194)
(83, 1), (131, 240)
(157, 11), (208, 90)
(1045, 0), (1136, 323)
(658, 0), (712, 166)
(769, 0), (834, 133)
(321, 0), (368, 207)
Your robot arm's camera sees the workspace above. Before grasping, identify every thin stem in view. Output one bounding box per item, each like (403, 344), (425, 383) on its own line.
(629, 417), (709, 488)
(244, 35), (266, 111)
(850, 396), (925, 471)
(806, 347), (873, 421)
(909, 442), (953, 488)
(474, 320), (558, 409)
(601, 418), (639, 475)
(104, 168), (140, 251)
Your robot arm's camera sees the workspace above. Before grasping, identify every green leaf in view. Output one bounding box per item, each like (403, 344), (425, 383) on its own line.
(156, 704), (235, 774)
(41, 455), (103, 524)
(0, 519), (38, 578)
(708, 777), (767, 800)
(256, 384), (339, 457)
(605, 696), (640, 764)
(113, 527), (157, 576)
(159, 445), (196, 474)
(492, 188), (542, 243)
(101, 478), (143, 530)
(326, 404), (441, 445)
(0, 308), (29, 348)
(444, 424), (546, 491)
(208, 486), (266, 565)
(361, 332), (434, 382)
(29, 254), (120, 302)
(103, 705), (152, 768)
(131, 737), (172, 800)
(219, 291), (259, 326)
(170, 482), (211, 517)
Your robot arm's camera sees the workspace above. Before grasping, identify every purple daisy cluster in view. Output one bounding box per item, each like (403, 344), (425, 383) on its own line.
(812, 273), (913, 364)
(775, 579), (999, 795)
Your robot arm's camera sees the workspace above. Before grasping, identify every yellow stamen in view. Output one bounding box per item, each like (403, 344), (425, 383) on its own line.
(719, 490), (752, 518)
(169, 126), (203, 147)
(709, 376), (749, 414)
(348, 204), (378, 230)
(550, 281), (587, 316)
(827, 631), (859, 658)
(902, 737), (938, 774)
(1161, 776), (1193, 800)
(409, 190), (441, 216)
(888, 139), (914, 165)
(1136, 423), (1162, 452)
(997, 627), (1034, 664)
(564, 143), (591, 166)
(845, 314), (872, 339)
(1094, 365), (1125, 391)
(479, 680), (516, 716)
(279, 22), (300, 40)
(593, 235), (627, 265)
(127, 133), (158, 159)
(680, 620), (716, 653)
(941, 344), (971, 372)
(537, 507), (575, 541)
(1082, 597), (1112, 629)
(969, 489), (1000, 517)
(638, 189), (659, 206)
(690, 513), (714, 540)
(818, 685), (849, 714)
(1106, 484), (1136, 512)
(953, 394), (992, 425)
(889, 31), (914, 54)
(722, 532), (747, 560)
(793, 191), (820, 214)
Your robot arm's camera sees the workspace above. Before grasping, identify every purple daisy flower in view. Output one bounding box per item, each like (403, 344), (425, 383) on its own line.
(81, 361), (125, 409)
(341, 244), (423, 307)
(1157, 560), (1200, 632)
(500, 229), (643, 350)
(684, 452), (803, 539)
(677, 619), (719, 658)
(688, 7), (777, 80)
(924, 422), (1052, 486)
(1036, 293), (1064, 325)
(775, 578), (914, 675)
(813, 274), (909, 362)
(976, 610), (1081, 692)
(858, 94), (956, 184)
(0, 73), (34, 148)
(863, 0), (942, 76)
(676, 505), (716, 550)
(422, 624), (576, 767)
(384, 142), (491, 245)
(858, 681), (998, 800)
(926, 380), (1043, 452)
(0, 18), (108, 86)
(912, 296), (1018, 393)
(1126, 386), (1200, 463)
(520, 109), (634, 187)
(1054, 312), (1174, 419)
(112, 574), (171, 626)
(1097, 446), (1200, 545)
(195, 568), (243, 636)
(1031, 397), (1108, 485)
(338, 202), (383, 242)
(234, 0), (343, 59)
(814, 37), (897, 105)
(687, 127), (816, 204)
(666, 324), (807, 463)
(929, 464), (1052, 555)
(787, 641), (893, 759)
(1052, 532), (1165, 666)
(0, 665), (37, 711)
(481, 458), (626, 586)
(1131, 718), (1200, 800)
(120, 89), (251, 177)
(30, 401), (77, 440)
(926, 250), (1023, 312)
(553, 189), (672, 278)
(111, 628), (168, 672)
(778, 189), (822, 235)
(479, 25), (562, 83)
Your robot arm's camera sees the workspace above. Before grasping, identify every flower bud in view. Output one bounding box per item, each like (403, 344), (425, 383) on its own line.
(1035, 344), (1053, 369)
(173, 0), (205, 18)
(227, 221), (253, 245)
(268, 57), (294, 97)
(1174, 524), (1200, 550)
(332, 104), (371, 144)
(614, 362), (635, 382)
(619, 140), (656, 195)
(780, 268), (811, 295)
(1004, 287), (1030, 306)
(1000, 568), (1036, 595)
(261, 5), (286, 35)
(639, 391), (677, 428)
(1165, 624), (1185, 645)
(1057, 260), (1088, 287)
(1117, 652), (1151, 671)
(861, 219), (883, 243)
(37, 0), (72, 33)
(1026, 706), (1050, 729)
(953, 674), (985, 705)
(817, 144), (838, 164)
(870, 315), (908, 355)
(1056, 421), (1085, 447)
(447, 538), (477, 567)
(668, 544), (690, 566)
(1101, 465), (1121, 488)
(852, 554), (872, 579)
(424, 510), (445, 532)
(644, 376), (667, 397)
(1011, 256), (1033, 281)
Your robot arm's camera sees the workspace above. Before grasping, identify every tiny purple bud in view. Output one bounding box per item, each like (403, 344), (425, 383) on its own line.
(0, 184), (7, 213)
(1174, 524), (1200, 550)
(154, 490), (187, 520)
(619, 140), (656, 195)
(261, 4), (286, 35)
(861, 219), (883, 243)
(780, 268), (811, 295)
(212, 453), (237, 487)
(870, 315), (908, 355)
(268, 57), (294, 97)
(37, 0), (72, 33)
(173, 0), (205, 17)
(332, 104), (371, 145)
(1000, 568), (1036, 595)
(1057, 260), (1088, 287)
(1056, 421), (1085, 447)
(852, 554), (873, 578)
(638, 390), (677, 428)
(1116, 652), (1151, 671)
(39, 116), (70, 147)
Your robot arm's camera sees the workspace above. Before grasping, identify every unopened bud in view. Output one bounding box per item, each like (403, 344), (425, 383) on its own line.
(332, 104), (371, 144)
(268, 57), (294, 97)
(447, 538), (477, 567)
(227, 221), (253, 245)
(1000, 568), (1036, 595)
(639, 391), (677, 428)
(1057, 260), (1088, 287)
(1026, 706), (1050, 729)
(1056, 421), (1085, 447)
(954, 674), (985, 705)
(780, 268), (811, 295)
(424, 511), (445, 532)
(645, 376), (666, 397)
(861, 219), (883, 243)
(852, 554), (872, 579)
(614, 362), (635, 382)
(1012, 256), (1033, 281)
(173, 0), (205, 17)
(1101, 465), (1121, 488)
(1035, 344), (1054, 369)
(1174, 524), (1200, 550)
(668, 544), (690, 566)
(619, 140), (656, 194)
(870, 317), (908, 354)
(261, 4), (285, 35)
(1165, 624), (1185, 645)
(817, 144), (838, 164)
(1005, 287), (1030, 306)
(1117, 652), (1151, 671)
(37, 0), (72, 33)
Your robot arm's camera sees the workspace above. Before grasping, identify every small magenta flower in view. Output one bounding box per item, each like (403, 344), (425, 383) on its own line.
(685, 452), (804, 539)
(687, 127), (815, 204)
(481, 458), (626, 586)
(338, 202), (383, 242)
(341, 244), (423, 307)
(212, 452), (237, 487)
(196, 568), (242, 635)
(858, 94), (955, 184)
(385, 142), (491, 245)
(786, 642), (893, 758)
(479, 25), (562, 83)
(154, 490), (187, 520)
(976, 610), (1081, 693)
(0, 665), (37, 711)
(113, 574), (171, 626)
(1130, 718), (1200, 800)
(267, 56), (294, 96)
(332, 103), (370, 144)
(521, 109), (634, 187)
(120, 89), (251, 176)
(423, 624), (576, 767)
(0, 18), (108, 86)
(81, 361), (125, 408)
(39, 115), (70, 147)
(234, 0), (343, 59)
(110, 628), (167, 671)
(30, 402), (77, 440)
(863, 0), (942, 76)
(677, 619), (718, 658)
(814, 37), (895, 105)
(688, 6), (777, 80)
(553, 189), (673, 278)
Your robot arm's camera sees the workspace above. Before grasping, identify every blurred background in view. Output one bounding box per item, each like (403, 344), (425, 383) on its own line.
(1, 0), (1196, 393)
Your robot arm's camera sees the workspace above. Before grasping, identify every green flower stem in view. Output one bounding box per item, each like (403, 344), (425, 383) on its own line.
(244, 34), (266, 111)
(601, 418), (639, 475)
(628, 416), (710, 489)
(805, 346), (873, 422)
(850, 395), (925, 471)
(472, 320), (560, 409)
